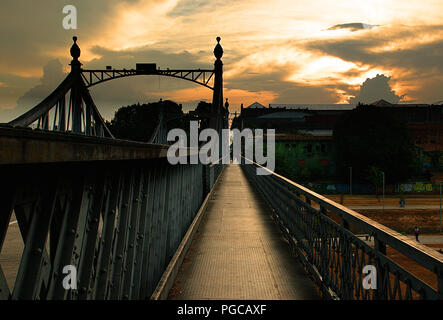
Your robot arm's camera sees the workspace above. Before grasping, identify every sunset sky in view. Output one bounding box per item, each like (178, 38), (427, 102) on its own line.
(0, 0), (442, 121)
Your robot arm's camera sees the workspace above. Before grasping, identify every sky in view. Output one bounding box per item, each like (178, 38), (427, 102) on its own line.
(0, 0), (442, 122)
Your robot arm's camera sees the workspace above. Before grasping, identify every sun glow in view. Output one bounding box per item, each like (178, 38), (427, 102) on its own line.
(1, 0), (442, 115)
(290, 56), (357, 83)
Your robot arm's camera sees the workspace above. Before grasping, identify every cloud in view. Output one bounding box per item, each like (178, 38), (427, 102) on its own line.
(1, 0), (443, 121)
(0, 40), (216, 122)
(0, 1), (136, 74)
(327, 23), (377, 32)
(349, 74), (403, 104)
(168, 0), (210, 17)
(7, 59), (66, 120)
(304, 25), (443, 102)
(88, 45), (210, 70)
(306, 30), (443, 72)
(84, 45), (216, 119)
(225, 67), (341, 105)
(167, 0), (241, 17)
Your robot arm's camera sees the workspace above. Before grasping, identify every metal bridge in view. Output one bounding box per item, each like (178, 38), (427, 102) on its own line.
(0, 37), (442, 300)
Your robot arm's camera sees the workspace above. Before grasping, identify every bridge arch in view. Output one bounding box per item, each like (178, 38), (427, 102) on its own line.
(81, 68), (215, 90)
(7, 36), (226, 141)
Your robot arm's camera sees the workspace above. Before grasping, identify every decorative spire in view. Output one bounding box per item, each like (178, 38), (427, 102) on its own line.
(70, 36), (81, 60)
(214, 36), (223, 60)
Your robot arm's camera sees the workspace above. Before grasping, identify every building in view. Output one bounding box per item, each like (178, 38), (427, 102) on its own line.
(233, 100), (443, 179)
(275, 134), (336, 179)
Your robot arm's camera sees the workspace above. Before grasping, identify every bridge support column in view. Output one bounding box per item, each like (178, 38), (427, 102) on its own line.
(211, 37), (224, 134)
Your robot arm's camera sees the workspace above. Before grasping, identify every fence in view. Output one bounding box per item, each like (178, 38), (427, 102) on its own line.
(242, 157), (443, 300)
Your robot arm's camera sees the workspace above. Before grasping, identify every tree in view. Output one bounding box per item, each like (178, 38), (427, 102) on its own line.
(428, 151), (443, 171)
(194, 101), (212, 130)
(366, 165), (383, 196)
(333, 106), (419, 184)
(107, 100), (184, 142)
(274, 143), (294, 180)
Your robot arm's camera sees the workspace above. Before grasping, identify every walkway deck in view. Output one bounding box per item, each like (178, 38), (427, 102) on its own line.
(168, 165), (320, 300)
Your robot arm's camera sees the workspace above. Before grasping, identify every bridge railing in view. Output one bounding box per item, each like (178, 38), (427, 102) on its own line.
(0, 128), (224, 300)
(241, 157), (443, 300)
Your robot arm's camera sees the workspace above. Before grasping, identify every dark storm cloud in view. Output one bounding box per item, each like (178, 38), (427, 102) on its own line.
(349, 74), (403, 104)
(14, 59), (66, 115)
(0, 73), (40, 104)
(1, 60), (67, 122)
(0, 73), (40, 122)
(327, 23), (377, 32)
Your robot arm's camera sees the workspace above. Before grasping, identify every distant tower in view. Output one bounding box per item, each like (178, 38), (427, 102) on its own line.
(224, 98), (229, 128)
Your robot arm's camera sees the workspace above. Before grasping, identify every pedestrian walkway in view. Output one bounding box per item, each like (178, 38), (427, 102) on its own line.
(168, 165), (320, 300)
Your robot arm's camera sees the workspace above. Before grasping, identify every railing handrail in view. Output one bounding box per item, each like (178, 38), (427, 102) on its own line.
(242, 156), (443, 275)
(0, 126), (199, 164)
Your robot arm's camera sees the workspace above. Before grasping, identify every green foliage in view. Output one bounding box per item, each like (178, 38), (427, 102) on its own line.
(366, 166), (383, 186)
(428, 151), (443, 170)
(107, 100), (185, 142)
(366, 165), (384, 194)
(274, 143), (294, 179)
(333, 106), (419, 184)
(274, 143), (316, 182)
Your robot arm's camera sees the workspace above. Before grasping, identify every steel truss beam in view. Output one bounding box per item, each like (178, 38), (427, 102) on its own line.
(81, 69), (215, 90)
(0, 159), (225, 300)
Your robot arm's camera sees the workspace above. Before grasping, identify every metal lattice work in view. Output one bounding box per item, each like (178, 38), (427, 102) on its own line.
(0, 157), (225, 300)
(7, 73), (113, 138)
(0, 35), (229, 300)
(148, 108), (168, 145)
(7, 51), (114, 138)
(81, 69), (215, 90)
(241, 158), (443, 300)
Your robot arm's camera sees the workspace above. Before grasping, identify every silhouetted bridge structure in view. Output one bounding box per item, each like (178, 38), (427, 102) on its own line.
(0, 38), (442, 300)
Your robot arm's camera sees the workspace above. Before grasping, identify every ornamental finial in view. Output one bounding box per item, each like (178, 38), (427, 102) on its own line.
(70, 36), (81, 60)
(214, 36), (223, 60)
